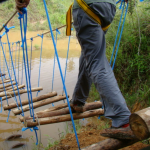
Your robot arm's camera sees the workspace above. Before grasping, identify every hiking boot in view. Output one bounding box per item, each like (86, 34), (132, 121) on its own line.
(100, 123), (137, 139)
(70, 99), (84, 113)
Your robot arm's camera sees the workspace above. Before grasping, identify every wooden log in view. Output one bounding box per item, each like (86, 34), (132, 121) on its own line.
(100, 127), (137, 139)
(81, 138), (138, 150)
(0, 82), (16, 89)
(129, 107), (150, 140)
(3, 91), (57, 110)
(0, 87), (43, 98)
(0, 84), (18, 92)
(24, 109), (104, 127)
(36, 102), (68, 113)
(6, 84), (25, 92)
(0, 79), (14, 84)
(19, 101), (102, 122)
(12, 95), (68, 115)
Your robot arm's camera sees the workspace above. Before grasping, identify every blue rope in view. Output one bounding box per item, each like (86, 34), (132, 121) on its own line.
(0, 33), (19, 108)
(110, 1), (125, 66)
(21, 49), (24, 85)
(18, 10), (34, 118)
(23, 12), (35, 119)
(36, 34), (44, 97)
(0, 97), (2, 113)
(15, 42), (18, 73)
(6, 109), (11, 122)
(17, 41), (20, 84)
(3, 43), (6, 74)
(51, 29), (60, 92)
(4, 25), (24, 117)
(62, 35), (71, 95)
(11, 42), (14, 78)
(22, 126), (39, 145)
(112, 2), (128, 70)
(43, 1), (80, 149)
(30, 38), (33, 78)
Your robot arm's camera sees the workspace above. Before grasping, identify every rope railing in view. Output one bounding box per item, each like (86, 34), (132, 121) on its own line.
(0, 11), (17, 33)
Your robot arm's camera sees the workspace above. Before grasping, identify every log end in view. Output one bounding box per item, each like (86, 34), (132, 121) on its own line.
(129, 113), (150, 140)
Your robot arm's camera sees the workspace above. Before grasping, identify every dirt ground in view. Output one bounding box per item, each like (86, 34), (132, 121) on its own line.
(49, 117), (149, 150)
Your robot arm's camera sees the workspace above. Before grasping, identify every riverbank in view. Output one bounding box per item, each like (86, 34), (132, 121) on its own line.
(48, 116), (149, 150)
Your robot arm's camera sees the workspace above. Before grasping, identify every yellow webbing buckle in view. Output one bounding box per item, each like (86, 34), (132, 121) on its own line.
(66, 0), (110, 36)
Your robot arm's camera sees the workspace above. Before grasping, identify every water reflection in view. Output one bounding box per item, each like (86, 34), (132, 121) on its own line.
(0, 30), (81, 149)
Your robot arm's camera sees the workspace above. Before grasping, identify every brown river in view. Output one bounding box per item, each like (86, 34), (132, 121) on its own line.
(0, 30), (90, 150)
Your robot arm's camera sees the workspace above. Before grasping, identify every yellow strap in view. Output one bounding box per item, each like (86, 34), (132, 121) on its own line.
(66, 3), (73, 36)
(76, 0), (110, 31)
(66, 1), (110, 36)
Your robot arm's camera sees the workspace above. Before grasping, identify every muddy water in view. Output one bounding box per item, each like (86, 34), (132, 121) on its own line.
(0, 30), (84, 150)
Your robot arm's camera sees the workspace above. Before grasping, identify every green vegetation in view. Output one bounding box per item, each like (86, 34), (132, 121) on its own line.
(0, 0), (73, 31)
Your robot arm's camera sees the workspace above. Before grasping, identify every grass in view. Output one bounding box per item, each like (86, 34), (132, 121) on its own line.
(0, 0), (73, 31)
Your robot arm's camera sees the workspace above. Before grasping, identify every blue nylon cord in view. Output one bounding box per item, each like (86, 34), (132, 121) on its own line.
(43, 1), (80, 149)
(18, 42), (20, 84)
(30, 38), (33, 78)
(51, 29), (60, 92)
(21, 54), (24, 85)
(6, 109), (11, 122)
(62, 35), (71, 95)
(110, 1), (125, 66)
(15, 42), (18, 73)
(0, 36), (20, 108)
(0, 40), (19, 108)
(22, 126), (39, 145)
(3, 43), (6, 74)
(5, 26), (24, 116)
(19, 12), (33, 117)
(19, 10), (39, 143)
(22, 9), (35, 120)
(0, 97), (2, 113)
(112, 2), (128, 70)
(11, 42), (14, 78)
(36, 34), (44, 97)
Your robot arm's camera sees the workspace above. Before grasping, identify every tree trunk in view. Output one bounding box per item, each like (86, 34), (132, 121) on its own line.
(24, 109), (104, 127)
(0, 79), (14, 84)
(3, 91), (57, 110)
(0, 87), (43, 100)
(0, 82), (16, 89)
(19, 101), (102, 122)
(129, 107), (150, 140)
(81, 138), (138, 150)
(12, 95), (68, 115)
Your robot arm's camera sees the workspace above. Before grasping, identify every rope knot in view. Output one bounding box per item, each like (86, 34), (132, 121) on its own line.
(37, 34), (44, 39)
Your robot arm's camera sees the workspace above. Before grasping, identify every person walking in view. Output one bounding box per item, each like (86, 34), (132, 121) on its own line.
(70, 0), (131, 129)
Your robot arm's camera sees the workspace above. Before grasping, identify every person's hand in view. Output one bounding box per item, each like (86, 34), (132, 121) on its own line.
(15, 0), (30, 14)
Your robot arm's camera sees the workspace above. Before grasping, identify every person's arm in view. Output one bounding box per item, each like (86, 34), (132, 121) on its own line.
(15, 0), (30, 14)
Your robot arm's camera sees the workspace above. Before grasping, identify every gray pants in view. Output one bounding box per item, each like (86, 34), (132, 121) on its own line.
(72, 2), (131, 127)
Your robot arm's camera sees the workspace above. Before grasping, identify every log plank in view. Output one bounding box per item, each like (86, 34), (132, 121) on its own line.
(0, 79), (14, 84)
(3, 91), (57, 110)
(12, 95), (68, 115)
(24, 109), (104, 127)
(0, 87), (43, 97)
(0, 82), (16, 89)
(19, 101), (102, 122)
